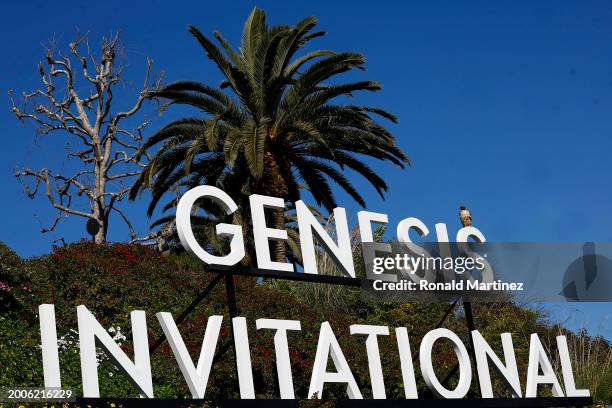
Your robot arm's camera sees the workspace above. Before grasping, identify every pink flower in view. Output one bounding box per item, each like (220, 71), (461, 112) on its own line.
(0, 281), (12, 292)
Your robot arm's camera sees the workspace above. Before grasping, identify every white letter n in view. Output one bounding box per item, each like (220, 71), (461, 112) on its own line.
(77, 305), (153, 398)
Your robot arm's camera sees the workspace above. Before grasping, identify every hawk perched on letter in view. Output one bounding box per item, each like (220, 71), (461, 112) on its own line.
(459, 206), (472, 227)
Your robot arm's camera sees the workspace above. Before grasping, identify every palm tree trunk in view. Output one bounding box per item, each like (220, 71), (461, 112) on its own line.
(261, 151), (289, 263)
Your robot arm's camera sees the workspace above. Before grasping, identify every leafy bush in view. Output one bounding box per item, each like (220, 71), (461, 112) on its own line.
(0, 316), (42, 387)
(596, 366), (612, 405)
(0, 242), (609, 403)
(0, 242), (26, 314)
(0, 242), (23, 283)
(22, 242), (205, 328)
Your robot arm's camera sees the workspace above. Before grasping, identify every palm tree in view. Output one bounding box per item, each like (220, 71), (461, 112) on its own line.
(131, 8), (409, 263)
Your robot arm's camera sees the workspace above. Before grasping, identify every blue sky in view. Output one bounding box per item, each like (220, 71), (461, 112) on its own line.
(1, 1), (611, 338)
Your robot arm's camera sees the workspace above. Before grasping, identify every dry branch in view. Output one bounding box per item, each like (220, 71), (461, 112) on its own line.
(12, 32), (161, 243)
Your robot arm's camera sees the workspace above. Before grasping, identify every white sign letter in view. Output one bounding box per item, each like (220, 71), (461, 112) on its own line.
(77, 305), (153, 398)
(308, 322), (362, 399)
(39, 304), (61, 388)
(256, 318), (301, 398)
(156, 313), (223, 398)
(358, 211), (388, 243)
(250, 194), (293, 272)
(471, 330), (522, 397)
(233, 317), (255, 398)
(420, 328), (472, 399)
(350, 324), (389, 399)
(525, 333), (564, 397)
(296, 200), (354, 277)
(176, 185), (245, 265)
(395, 327), (418, 399)
(556, 335), (589, 397)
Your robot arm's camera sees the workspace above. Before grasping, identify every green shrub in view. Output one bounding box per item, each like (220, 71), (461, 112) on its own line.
(0, 242), (609, 402)
(0, 242), (23, 282)
(595, 365), (612, 405)
(0, 315), (43, 387)
(22, 242), (206, 328)
(0, 242), (26, 315)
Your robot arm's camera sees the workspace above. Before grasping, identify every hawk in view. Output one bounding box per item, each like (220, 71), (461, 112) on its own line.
(459, 206), (472, 227)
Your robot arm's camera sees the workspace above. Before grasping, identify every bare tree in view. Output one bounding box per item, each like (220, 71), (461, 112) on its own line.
(11, 32), (160, 243)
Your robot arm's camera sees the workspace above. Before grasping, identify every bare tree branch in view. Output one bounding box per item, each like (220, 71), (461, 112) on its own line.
(15, 168), (96, 219)
(12, 31), (159, 243)
(110, 206), (137, 241)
